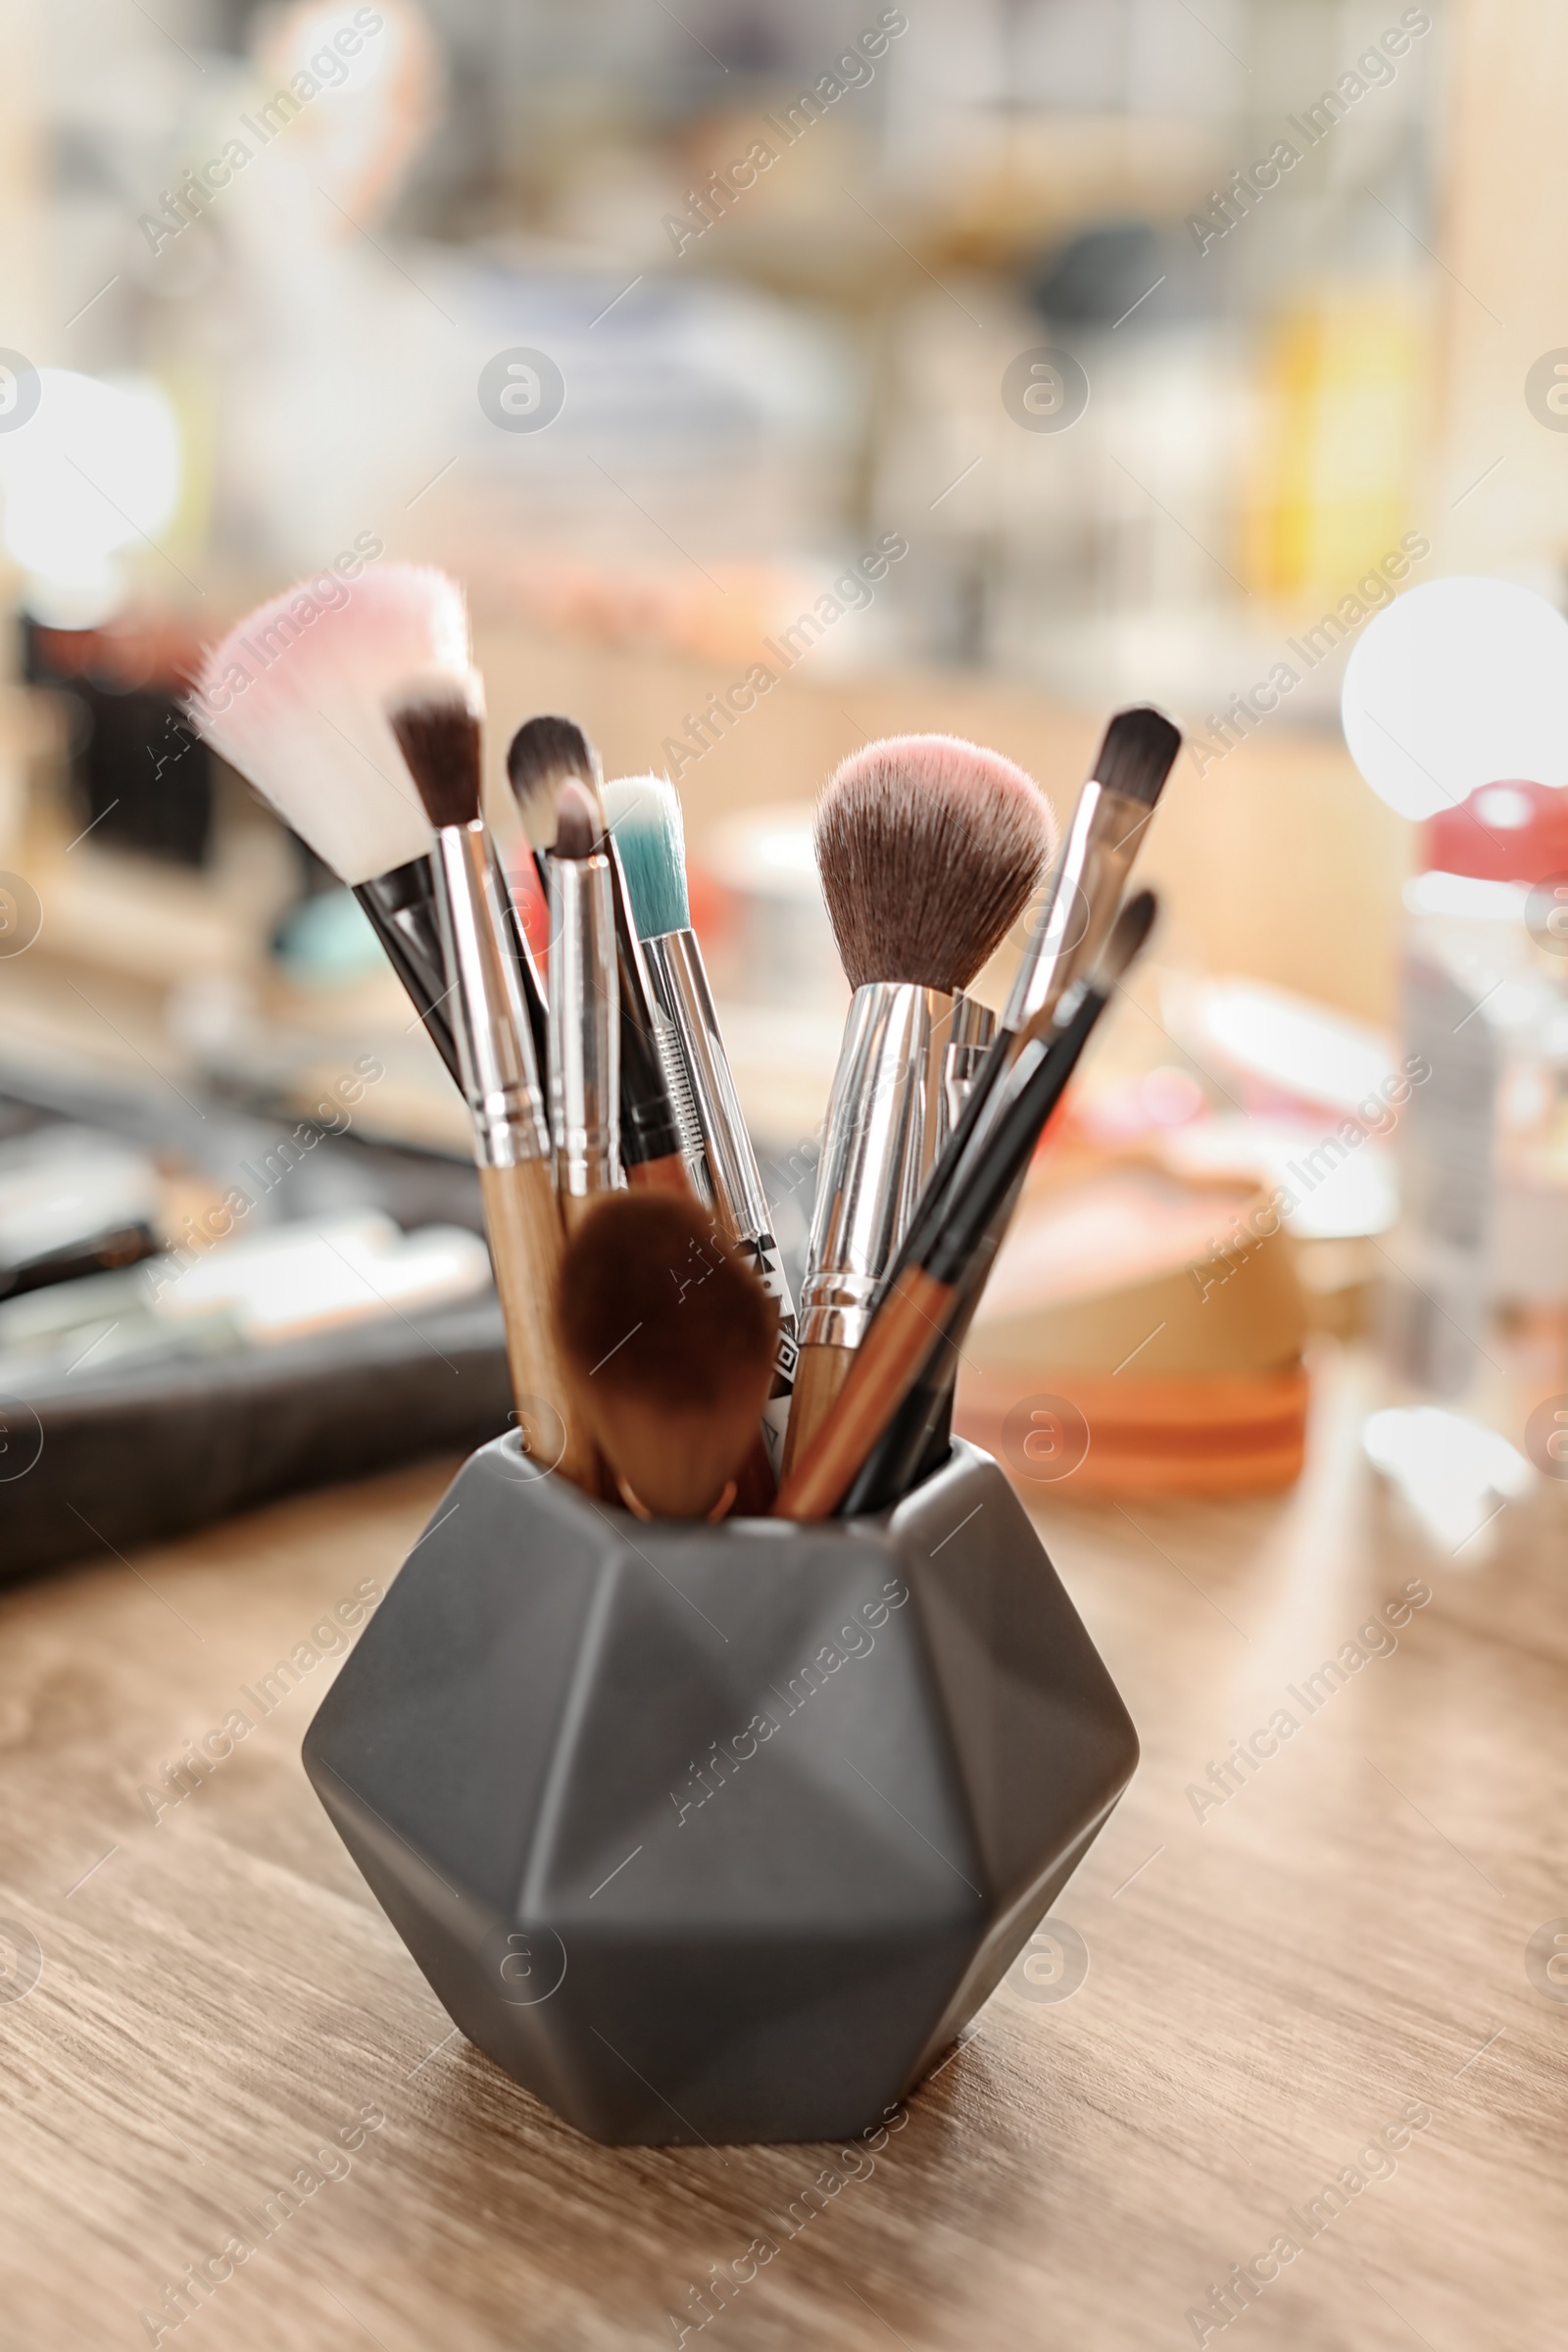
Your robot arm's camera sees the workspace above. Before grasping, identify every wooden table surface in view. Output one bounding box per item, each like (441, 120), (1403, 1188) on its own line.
(3, 1346), (1565, 2352)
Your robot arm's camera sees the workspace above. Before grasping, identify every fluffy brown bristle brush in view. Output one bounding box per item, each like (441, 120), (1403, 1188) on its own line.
(781, 734), (1054, 1472)
(557, 1193), (779, 1520)
(507, 715), (694, 1198)
(386, 663), (595, 1493)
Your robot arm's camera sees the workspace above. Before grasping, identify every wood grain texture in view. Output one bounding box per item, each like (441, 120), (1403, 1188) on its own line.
(477, 1158), (595, 1492)
(1, 1347), (1565, 2351)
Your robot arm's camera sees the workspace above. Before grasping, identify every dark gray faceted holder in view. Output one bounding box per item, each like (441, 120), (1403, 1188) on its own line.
(303, 1435), (1137, 2146)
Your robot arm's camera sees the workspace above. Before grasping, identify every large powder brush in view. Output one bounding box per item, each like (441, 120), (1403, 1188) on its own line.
(815, 733), (1051, 993)
(557, 1193), (778, 1520)
(783, 734), (1054, 1472)
(189, 563), (545, 1079)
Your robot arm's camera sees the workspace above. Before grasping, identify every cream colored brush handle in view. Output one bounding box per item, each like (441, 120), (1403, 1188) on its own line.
(479, 1159), (597, 1493)
(780, 1341), (856, 1477)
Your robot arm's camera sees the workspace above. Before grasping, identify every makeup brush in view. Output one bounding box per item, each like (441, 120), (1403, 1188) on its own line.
(191, 564), (546, 1083)
(778, 891), (1158, 1521)
(557, 1192), (778, 1520)
(849, 703), (1182, 1506)
(601, 770), (800, 1460)
(547, 780), (619, 1231)
(782, 735), (1054, 1473)
(506, 717), (692, 1198)
(386, 664), (594, 1494)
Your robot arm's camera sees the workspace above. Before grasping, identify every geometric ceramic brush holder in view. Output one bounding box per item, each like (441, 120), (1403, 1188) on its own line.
(303, 1435), (1138, 2146)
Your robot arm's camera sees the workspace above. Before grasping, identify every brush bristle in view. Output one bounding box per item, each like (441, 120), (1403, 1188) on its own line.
(506, 714), (603, 853)
(1092, 706), (1182, 807)
(387, 674), (484, 832)
(552, 778), (599, 861)
(559, 1191), (776, 1408)
(814, 734), (1054, 993)
(188, 564), (469, 885)
(602, 774), (689, 940)
(1100, 887), (1158, 983)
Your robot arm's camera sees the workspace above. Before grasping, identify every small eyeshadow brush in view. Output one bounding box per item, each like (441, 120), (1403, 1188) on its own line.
(387, 662), (594, 1493)
(547, 780), (619, 1230)
(506, 716), (692, 1197)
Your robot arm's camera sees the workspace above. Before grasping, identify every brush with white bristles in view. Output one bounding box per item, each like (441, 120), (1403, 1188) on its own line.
(782, 734), (1054, 1474)
(602, 770), (798, 1469)
(386, 660), (595, 1495)
(189, 564), (545, 1080)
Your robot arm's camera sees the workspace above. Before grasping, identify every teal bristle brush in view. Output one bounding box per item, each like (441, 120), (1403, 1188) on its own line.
(602, 772), (799, 1465)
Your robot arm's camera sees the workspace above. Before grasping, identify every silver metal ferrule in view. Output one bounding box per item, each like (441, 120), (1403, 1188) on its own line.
(548, 851), (619, 1205)
(432, 821), (549, 1169)
(943, 993), (997, 1129)
(1004, 779), (1149, 1038)
(798, 981), (959, 1353)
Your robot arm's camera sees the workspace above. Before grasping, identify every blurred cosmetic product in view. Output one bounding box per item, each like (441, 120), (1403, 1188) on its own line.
(698, 803), (844, 1012)
(0, 1125), (162, 1298)
(1393, 783), (1568, 1395)
(1345, 579), (1568, 1403)
(0, 1210), (491, 1373)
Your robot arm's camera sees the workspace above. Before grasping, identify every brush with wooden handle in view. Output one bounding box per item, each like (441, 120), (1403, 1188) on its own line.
(777, 892), (1159, 1521)
(506, 716), (692, 1200)
(386, 662), (595, 1494)
(782, 734), (1054, 1475)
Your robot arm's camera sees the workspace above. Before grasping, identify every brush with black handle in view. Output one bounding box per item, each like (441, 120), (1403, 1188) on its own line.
(387, 667), (596, 1494)
(507, 716), (693, 1198)
(776, 891), (1158, 1522)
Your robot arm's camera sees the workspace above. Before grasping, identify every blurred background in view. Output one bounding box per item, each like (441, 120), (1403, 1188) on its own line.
(2, 0), (1566, 1569)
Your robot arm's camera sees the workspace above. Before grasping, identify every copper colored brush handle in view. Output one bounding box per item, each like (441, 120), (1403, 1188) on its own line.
(779, 1340), (856, 1476)
(478, 1160), (597, 1493)
(626, 1152), (694, 1200)
(776, 1269), (949, 1520)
